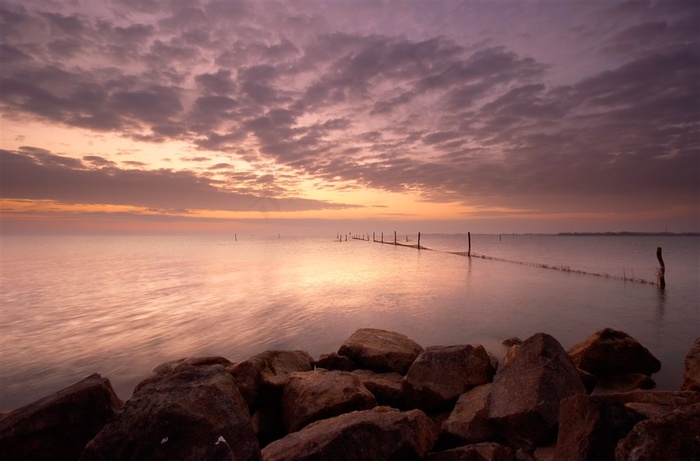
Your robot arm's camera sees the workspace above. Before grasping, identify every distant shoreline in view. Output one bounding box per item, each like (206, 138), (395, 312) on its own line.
(556, 232), (700, 237)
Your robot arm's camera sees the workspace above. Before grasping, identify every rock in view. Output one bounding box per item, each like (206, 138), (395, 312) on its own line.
(151, 356), (233, 378)
(229, 350), (314, 409)
(425, 442), (514, 460)
(316, 352), (356, 371)
(615, 402), (700, 461)
(440, 384), (497, 447)
(503, 345), (520, 367)
(568, 328), (661, 376)
(281, 370), (377, 433)
(577, 368), (598, 394)
(554, 393), (645, 461)
(262, 406), (438, 461)
(0, 374), (122, 461)
(351, 369), (404, 407)
(594, 373), (656, 394)
(681, 338), (700, 391)
(403, 345), (496, 412)
(488, 333), (586, 448)
(338, 328), (423, 374)
(502, 337), (523, 347)
(80, 365), (261, 461)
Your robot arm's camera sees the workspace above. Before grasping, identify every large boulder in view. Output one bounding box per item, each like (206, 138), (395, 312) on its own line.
(402, 345), (496, 412)
(568, 329), (661, 376)
(151, 356), (233, 377)
(80, 364), (261, 461)
(554, 393), (645, 461)
(281, 369), (377, 433)
(0, 374), (122, 461)
(228, 350), (314, 409)
(615, 402), (700, 461)
(338, 328), (424, 374)
(682, 338), (700, 391)
(316, 352), (356, 371)
(262, 406), (439, 461)
(440, 384), (497, 447)
(488, 333), (586, 447)
(425, 442), (513, 461)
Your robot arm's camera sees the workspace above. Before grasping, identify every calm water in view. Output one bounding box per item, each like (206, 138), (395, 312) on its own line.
(1, 233), (698, 410)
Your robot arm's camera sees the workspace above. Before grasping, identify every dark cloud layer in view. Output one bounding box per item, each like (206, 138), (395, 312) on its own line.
(0, 0), (698, 227)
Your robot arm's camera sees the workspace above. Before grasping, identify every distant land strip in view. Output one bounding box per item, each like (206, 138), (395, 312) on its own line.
(556, 232), (700, 237)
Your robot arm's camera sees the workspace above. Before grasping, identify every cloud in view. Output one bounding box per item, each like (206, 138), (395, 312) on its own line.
(0, 148), (358, 213)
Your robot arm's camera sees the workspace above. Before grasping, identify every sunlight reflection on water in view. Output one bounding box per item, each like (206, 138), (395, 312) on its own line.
(1, 234), (698, 410)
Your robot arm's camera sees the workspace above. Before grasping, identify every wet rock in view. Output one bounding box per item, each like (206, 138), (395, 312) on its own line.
(615, 402), (700, 461)
(403, 344), (496, 412)
(351, 369), (404, 407)
(502, 337), (523, 347)
(488, 333), (586, 447)
(262, 406), (438, 461)
(0, 374), (121, 461)
(80, 365), (261, 461)
(316, 352), (356, 371)
(568, 328), (661, 376)
(229, 350), (314, 409)
(425, 442), (514, 461)
(338, 328), (423, 374)
(609, 390), (700, 419)
(681, 338), (700, 391)
(440, 384), (497, 447)
(150, 356), (233, 378)
(281, 369), (377, 433)
(554, 393), (645, 461)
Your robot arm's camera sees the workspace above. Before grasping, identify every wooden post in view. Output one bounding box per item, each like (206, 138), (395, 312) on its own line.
(468, 232), (471, 256)
(381, 232), (383, 243)
(418, 232), (421, 249)
(394, 231), (397, 245)
(656, 247), (666, 289)
(373, 232), (375, 242)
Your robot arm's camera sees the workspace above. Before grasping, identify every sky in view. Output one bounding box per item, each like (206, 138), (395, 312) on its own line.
(1, 0), (698, 235)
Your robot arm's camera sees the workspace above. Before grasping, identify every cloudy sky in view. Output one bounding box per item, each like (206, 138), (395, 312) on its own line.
(1, 0), (698, 234)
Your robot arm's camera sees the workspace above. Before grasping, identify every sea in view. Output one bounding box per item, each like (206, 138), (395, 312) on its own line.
(1, 233), (698, 411)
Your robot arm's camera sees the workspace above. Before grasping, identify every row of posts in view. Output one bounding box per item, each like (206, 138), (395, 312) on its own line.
(337, 231), (472, 256)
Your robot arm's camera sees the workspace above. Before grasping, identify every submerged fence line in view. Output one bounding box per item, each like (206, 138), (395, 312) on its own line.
(339, 231), (665, 287)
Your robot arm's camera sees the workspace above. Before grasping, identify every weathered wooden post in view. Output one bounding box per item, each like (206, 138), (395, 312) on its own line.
(656, 247), (666, 289)
(394, 231), (397, 245)
(468, 232), (471, 256)
(418, 232), (421, 249)
(381, 232), (384, 243)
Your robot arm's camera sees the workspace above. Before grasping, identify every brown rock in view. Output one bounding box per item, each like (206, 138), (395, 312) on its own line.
(594, 373), (656, 394)
(281, 370), (377, 433)
(615, 402), (700, 461)
(351, 369), (404, 407)
(0, 374), (122, 461)
(262, 406), (438, 461)
(568, 328), (661, 376)
(316, 352), (356, 371)
(577, 368), (598, 394)
(502, 337), (523, 347)
(403, 345), (496, 411)
(229, 350), (314, 408)
(338, 328), (423, 374)
(150, 356), (233, 378)
(80, 365), (261, 461)
(681, 338), (700, 391)
(488, 333), (586, 447)
(554, 393), (645, 461)
(426, 442), (514, 460)
(441, 384), (497, 447)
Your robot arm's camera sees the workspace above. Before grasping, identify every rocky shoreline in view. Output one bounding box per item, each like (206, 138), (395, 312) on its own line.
(1, 327), (698, 461)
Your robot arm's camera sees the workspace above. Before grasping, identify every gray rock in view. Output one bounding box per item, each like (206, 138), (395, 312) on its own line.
(403, 344), (496, 412)
(425, 442), (513, 461)
(229, 350), (314, 409)
(80, 365), (261, 461)
(488, 333), (586, 447)
(338, 328), (423, 374)
(281, 370), (377, 433)
(262, 406), (438, 461)
(615, 402), (700, 461)
(0, 374), (121, 461)
(681, 338), (700, 391)
(554, 393), (644, 461)
(441, 384), (497, 447)
(568, 328), (661, 376)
